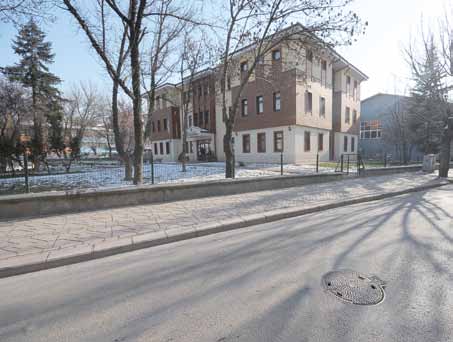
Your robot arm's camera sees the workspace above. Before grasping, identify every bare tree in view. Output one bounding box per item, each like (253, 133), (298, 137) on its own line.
(215, 0), (365, 178)
(0, 0), (54, 24)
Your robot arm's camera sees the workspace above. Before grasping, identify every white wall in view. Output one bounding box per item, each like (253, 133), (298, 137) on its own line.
(151, 139), (181, 162)
(333, 132), (358, 160)
(292, 126), (330, 163)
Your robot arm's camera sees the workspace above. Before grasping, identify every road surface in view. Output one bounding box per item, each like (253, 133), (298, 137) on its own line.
(0, 185), (452, 342)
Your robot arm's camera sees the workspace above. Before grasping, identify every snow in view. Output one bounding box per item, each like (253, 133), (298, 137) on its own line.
(0, 162), (337, 195)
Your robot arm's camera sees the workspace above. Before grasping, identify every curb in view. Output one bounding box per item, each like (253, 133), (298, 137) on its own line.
(0, 181), (448, 279)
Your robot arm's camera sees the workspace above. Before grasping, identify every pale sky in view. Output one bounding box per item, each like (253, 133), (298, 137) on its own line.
(0, 0), (449, 99)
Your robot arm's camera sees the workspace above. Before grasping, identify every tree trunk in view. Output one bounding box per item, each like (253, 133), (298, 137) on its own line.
(129, 9), (144, 185)
(439, 129), (451, 178)
(223, 127), (234, 178)
(124, 154), (133, 181)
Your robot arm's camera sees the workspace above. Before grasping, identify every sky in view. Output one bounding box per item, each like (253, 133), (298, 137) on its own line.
(0, 0), (449, 99)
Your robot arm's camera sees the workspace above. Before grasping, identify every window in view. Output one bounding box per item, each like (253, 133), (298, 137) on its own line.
(189, 141), (193, 153)
(360, 120), (382, 139)
(242, 134), (250, 153)
(346, 76), (351, 96)
(156, 96), (160, 110)
(345, 107), (350, 124)
(157, 120), (161, 131)
(166, 142), (170, 154)
(353, 80), (358, 100)
(159, 142), (164, 154)
(353, 110), (357, 124)
(305, 91), (313, 113)
(273, 92), (281, 112)
(319, 97), (326, 117)
(204, 111), (209, 127)
(198, 85), (202, 98)
(154, 143), (158, 155)
(152, 121), (155, 132)
(194, 113), (198, 127)
(306, 49), (313, 62)
(241, 99), (248, 116)
(163, 118), (168, 131)
(256, 95), (264, 114)
(204, 84), (209, 95)
(240, 61), (248, 72)
(318, 133), (324, 151)
(188, 115), (193, 127)
(351, 137), (355, 153)
(304, 131), (311, 151)
(321, 60), (327, 86)
(227, 77), (231, 90)
(272, 49), (281, 61)
(198, 112), (203, 127)
(274, 131), (283, 152)
(257, 133), (266, 153)
(343, 136), (348, 152)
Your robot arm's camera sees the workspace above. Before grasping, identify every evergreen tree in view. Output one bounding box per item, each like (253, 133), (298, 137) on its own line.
(2, 18), (62, 170)
(407, 37), (449, 154)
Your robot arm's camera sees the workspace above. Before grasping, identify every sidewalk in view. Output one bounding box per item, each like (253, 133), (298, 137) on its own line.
(0, 172), (449, 277)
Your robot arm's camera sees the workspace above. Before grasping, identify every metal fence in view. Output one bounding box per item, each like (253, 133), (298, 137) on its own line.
(0, 152), (332, 196)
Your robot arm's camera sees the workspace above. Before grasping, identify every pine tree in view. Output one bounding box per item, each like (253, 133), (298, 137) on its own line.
(2, 18), (62, 170)
(407, 37), (449, 154)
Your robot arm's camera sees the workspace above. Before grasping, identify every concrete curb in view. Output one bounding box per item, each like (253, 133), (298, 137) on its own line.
(0, 181), (448, 279)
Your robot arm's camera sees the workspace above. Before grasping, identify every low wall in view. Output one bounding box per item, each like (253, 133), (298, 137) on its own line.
(0, 173), (345, 220)
(362, 164), (422, 177)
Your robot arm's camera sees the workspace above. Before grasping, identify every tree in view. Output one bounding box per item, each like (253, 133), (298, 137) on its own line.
(405, 34), (450, 156)
(0, 0), (53, 24)
(215, 0), (365, 178)
(2, 18), (62, 171)
(0, 77), (31, 173)
(62, 0), (198, 184)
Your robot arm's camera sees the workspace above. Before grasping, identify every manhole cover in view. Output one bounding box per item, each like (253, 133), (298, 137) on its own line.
(322, 270), (386, 305)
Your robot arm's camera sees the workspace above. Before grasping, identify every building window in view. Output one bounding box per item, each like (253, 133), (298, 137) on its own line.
(193, 113), (198, 127)
(272, 49), (281, 61)
(257, 133), (266, 153)
(227, 77), (231, 90)
(319, 97), (326, 117)
(304, 131), (311, 152)
(157, 120), (161, 131)
(159, 142), (164, 155)
(242, 134), (250, 153)
(240, 61), (248, 72)
(154, 143), (158, 155)
(163, 118), (168, 131)
(321, 60), (327, 87)
(318, 133), (323, 151)
(204, 111), (209, 127)
(305, 91), (313, 113)
(273, 92), (281, 112)
(343, 136), (348, 152)
(189, 141), (193, 153)
(274, 131), (283, 152)
(306, 49), (313, 62)
(256, 95), (264, 114)
(346, 76), (351, 96)
(351, 137), (355, 153)
(166, 142), (170, 154)
(353, 80), (358, 100)
(345, 107), (350, 124)
(204, 84), (209, 95)
(198, 85), (202, 98)
(353, 110), (357, 124)
(188, 115), (192, 127)
(360, 120), (382, 139)
(241, 98), (248, 116)
(199, 112), (203, 127)
(152, 121), (155, 132)
(155, 96), (160, 110)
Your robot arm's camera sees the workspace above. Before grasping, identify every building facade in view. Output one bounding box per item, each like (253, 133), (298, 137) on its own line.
(148, 26), (368, 164)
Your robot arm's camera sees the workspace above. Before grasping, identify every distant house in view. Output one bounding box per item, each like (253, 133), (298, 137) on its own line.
(359, 93), (424, 163)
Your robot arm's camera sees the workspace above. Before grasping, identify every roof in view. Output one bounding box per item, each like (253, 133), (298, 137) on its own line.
(361, 93), (412, 120)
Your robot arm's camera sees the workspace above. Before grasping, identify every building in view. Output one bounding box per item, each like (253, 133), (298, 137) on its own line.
(148, 24), (368, 164)
(360, 93), (424, 162)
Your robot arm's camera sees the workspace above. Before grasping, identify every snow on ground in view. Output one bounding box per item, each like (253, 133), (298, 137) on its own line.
(0, 162), (337, 195)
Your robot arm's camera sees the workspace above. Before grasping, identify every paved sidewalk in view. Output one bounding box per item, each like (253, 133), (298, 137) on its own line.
(0, 172), (449, 275)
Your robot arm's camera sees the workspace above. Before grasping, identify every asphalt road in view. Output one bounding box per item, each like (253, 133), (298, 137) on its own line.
(0, 185), (452, 342)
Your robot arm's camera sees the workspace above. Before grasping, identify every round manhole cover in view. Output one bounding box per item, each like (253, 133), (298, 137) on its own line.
(322, 270), (386, 305)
